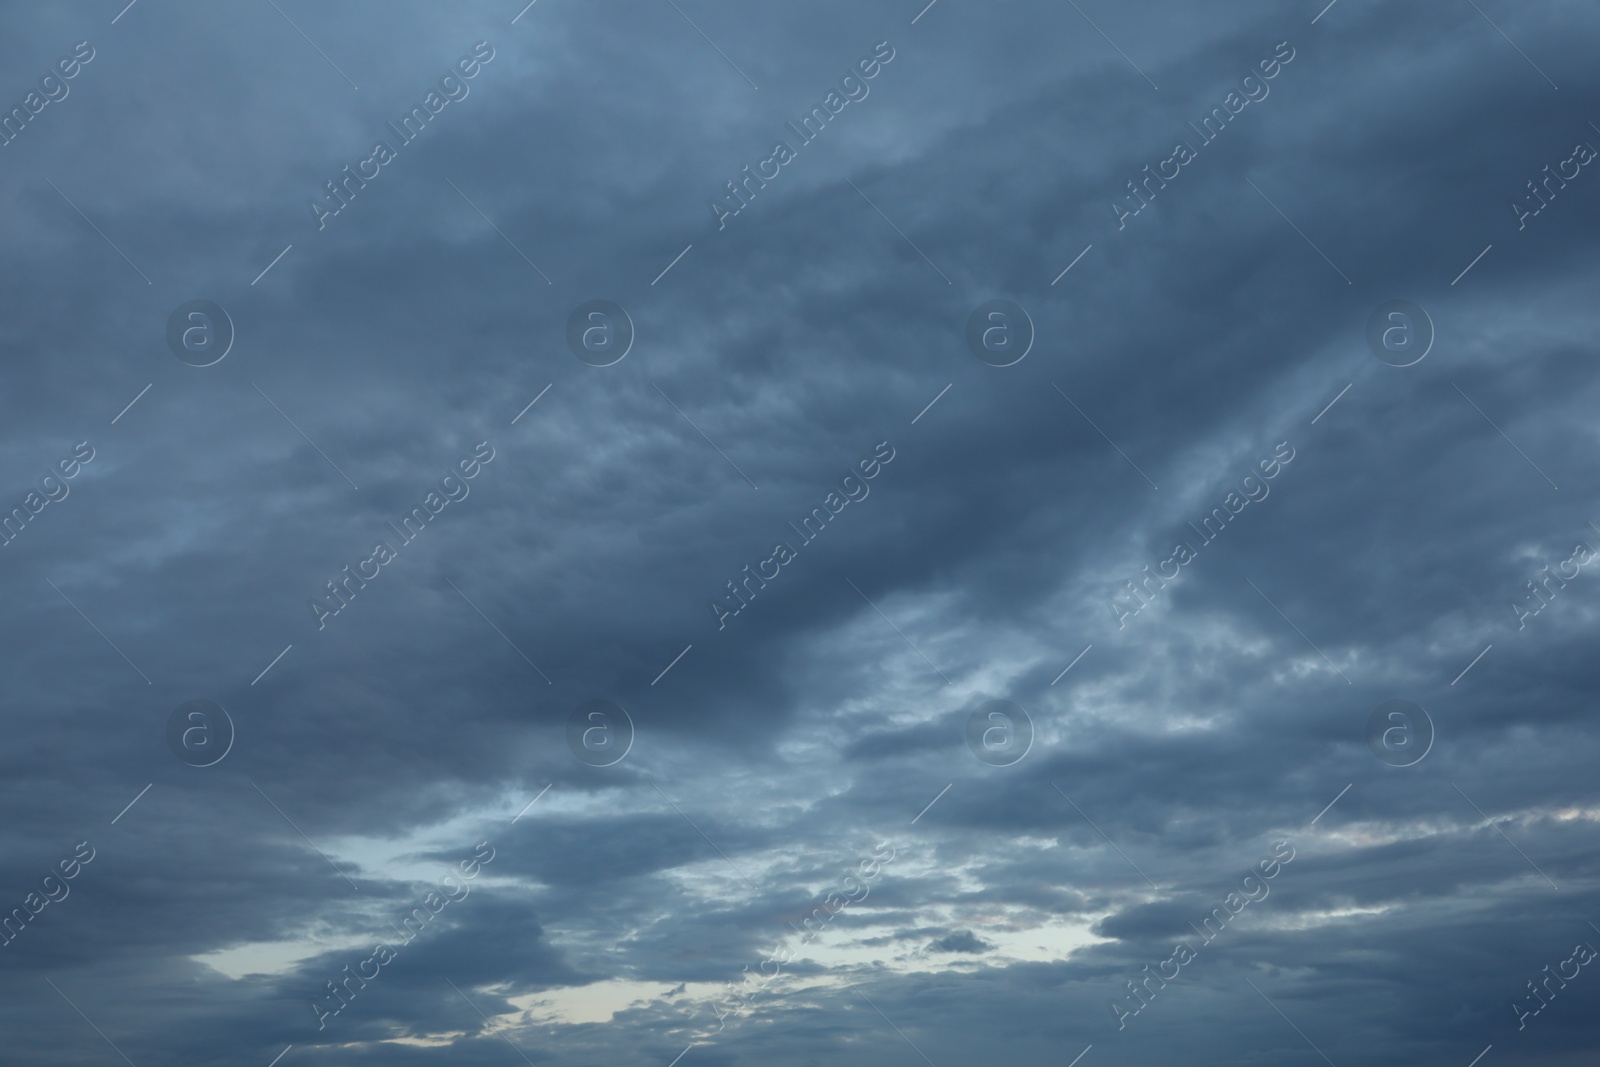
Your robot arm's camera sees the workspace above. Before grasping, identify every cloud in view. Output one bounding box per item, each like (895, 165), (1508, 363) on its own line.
(928, 929), (995, 954)
(1, 0), (1598, 1064)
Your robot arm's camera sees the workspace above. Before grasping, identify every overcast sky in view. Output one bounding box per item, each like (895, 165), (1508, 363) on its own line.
(2, 1), (1599, 1065)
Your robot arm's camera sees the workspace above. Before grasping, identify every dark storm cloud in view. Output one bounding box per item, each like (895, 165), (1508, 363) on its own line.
(1, 0), (1598, 1065)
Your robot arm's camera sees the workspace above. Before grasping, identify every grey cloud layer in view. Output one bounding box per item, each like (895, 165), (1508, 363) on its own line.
(1, 1), (1598, 1065)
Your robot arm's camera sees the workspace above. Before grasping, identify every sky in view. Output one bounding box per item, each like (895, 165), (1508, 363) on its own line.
(1, 1), (1598, 1065)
